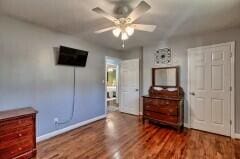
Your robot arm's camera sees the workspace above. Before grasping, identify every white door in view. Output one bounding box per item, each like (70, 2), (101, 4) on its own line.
(188, 43), (232, 136)
(120, 59), (139, 115)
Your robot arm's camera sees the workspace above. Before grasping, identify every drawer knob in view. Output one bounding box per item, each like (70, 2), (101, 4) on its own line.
(18, 133), (22, 137)
(18, 147), (22, 151)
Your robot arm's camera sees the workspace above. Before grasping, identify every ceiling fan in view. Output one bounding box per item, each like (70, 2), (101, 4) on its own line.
(92, 1), (156, 48)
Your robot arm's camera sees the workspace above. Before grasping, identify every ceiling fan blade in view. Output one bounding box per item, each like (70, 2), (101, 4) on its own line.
(92, 7), (119, 23)
(94, 27), (116, 34)
(127, 1), (151, 23)
(132, 24), (156, 32)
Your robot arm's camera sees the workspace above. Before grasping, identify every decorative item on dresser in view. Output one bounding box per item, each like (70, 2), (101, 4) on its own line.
(142, 66), (184, 131)
(0, 107), (38, 159)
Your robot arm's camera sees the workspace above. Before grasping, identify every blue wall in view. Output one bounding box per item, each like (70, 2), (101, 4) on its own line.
(0, 16), (120, 136)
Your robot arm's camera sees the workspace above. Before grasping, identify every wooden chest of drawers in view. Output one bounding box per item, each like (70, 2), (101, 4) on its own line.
(0, 107), (38, 159)
(142, 87), (184, 131)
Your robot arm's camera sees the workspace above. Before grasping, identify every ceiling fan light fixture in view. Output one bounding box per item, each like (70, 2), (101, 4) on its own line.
(126, 26), (134, 36)
(112, 28), (121, 37)
(92, 1), (156, 48)
(121, 32), (128, 40)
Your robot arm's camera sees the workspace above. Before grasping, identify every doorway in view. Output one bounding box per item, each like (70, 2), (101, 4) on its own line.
(105, 57), (120, 113)
(188, 42), (235, 137)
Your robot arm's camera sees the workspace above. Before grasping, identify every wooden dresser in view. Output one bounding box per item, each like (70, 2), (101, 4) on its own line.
(142, 67), (184, 131)
(143, 87), (184, 131)
(0, 107), (38, 159)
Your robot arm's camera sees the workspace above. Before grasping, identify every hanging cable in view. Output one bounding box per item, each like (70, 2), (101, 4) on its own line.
(56, 67), (76, 125)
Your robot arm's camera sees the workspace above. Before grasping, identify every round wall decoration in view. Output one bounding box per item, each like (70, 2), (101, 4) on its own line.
(154, 48), (172, 65)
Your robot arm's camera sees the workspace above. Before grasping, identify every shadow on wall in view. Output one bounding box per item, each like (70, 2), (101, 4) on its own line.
(53, 47), (60, 65)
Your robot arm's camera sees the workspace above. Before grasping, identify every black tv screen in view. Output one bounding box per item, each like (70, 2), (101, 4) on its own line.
(58, 46), (88, 67)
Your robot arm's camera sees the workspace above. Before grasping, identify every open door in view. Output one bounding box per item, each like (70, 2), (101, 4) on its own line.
(120, 59), (139, 115)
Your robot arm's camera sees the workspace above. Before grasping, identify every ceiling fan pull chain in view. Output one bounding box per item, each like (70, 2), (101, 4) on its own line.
(122, 40), (125, 48)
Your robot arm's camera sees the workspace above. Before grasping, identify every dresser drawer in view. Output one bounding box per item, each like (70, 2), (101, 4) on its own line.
(0, 126), (33, 147)
(0, 138), (33, 159)
(144, 105), (178, 116)
(0, 107), (37, 159)
(0, 117), (33, 136)
(143, 98), (178, 107)
(160, 99), (178, 106)
(0, 134), (33, 149)
(144, 111), (178, 123)
(0, 116), (33, 129)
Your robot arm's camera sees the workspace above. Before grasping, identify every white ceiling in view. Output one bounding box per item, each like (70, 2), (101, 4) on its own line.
(0, 0), (240, 50)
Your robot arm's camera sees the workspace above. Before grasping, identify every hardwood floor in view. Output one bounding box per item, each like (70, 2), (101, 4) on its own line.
(36, 112), (240, 159)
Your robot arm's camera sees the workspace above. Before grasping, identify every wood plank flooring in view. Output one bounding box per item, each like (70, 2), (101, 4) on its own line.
(36, 112), (240, 159)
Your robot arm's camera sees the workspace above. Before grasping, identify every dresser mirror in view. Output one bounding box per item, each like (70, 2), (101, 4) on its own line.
(152, 66), (179, 87)
(143, 66), (183, 131)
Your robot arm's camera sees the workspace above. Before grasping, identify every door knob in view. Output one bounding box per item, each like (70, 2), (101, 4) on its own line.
(190, 92), (195, 96)
(135, 89), (139, 92)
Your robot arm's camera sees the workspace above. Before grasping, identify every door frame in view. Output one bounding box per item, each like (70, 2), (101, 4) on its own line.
(119, 58), (140, 116)
(105, 56), (120, 115)
(187, 41), (235, 137)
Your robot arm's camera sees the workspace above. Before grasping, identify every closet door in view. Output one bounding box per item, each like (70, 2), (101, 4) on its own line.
(188, 43), (232, 136)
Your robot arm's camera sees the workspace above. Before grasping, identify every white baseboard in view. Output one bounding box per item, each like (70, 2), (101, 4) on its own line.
(184, 122), (189, 128)
(183, 123), (240, 139)
(234, 133), (240, 139)
(37, 114), (106, 143)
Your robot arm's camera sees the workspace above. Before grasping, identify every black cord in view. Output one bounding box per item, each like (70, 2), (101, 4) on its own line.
(56, 67), (75, 124)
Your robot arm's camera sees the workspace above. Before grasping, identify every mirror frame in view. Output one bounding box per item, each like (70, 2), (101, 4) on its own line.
(152, 66), (179, 88)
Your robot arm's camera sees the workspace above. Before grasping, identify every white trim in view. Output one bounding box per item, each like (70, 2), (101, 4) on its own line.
(187, 41), (235, 137)
(234, 133), (240, 139)
(105, 58), (107, 115)
(187, 42), (235, 51)
(184, 122), (189, 128)
(230, 41), (235, 138)
(187, 49), (191, 130)
(37, 114), (106, 143)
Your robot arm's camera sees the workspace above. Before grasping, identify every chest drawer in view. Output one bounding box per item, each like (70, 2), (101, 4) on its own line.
(0, 138), (33, 159)
(144, 105), (178, 116)
(144, 111), (178, 123)
(143, 98), (178, 107)
(0, 117), (33, 135)
(0, 126), (33, 148)
(0, 107), (37, 159)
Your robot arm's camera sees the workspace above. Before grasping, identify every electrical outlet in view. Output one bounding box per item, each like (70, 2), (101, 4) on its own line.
(54, 117), (59, 124)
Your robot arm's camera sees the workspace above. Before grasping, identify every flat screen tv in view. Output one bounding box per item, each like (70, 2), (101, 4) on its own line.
(57, 46), (88, 67)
